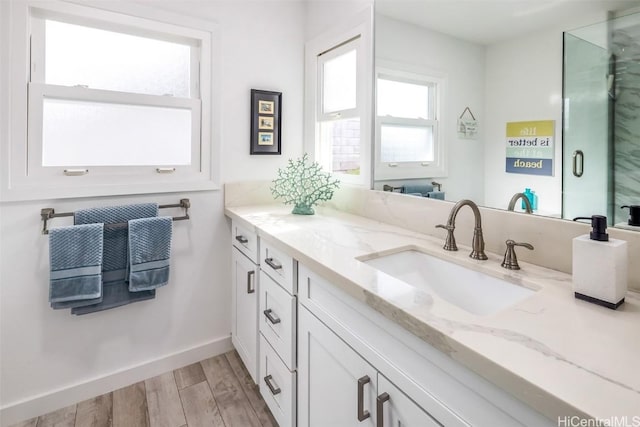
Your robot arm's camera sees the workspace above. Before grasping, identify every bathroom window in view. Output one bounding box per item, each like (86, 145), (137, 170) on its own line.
(375, 68), (446, 180)
(2, 1), (219, 200)
(305, 7), (373, 187)
(317, 39), (363, 178)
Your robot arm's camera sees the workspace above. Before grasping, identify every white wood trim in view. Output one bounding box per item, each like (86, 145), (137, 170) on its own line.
(304, 5), (373, 188)
(316, 37), (360, 121)
(1, 0), (221, 201)
(29, 1), (209, 43)
(0, 336), (233, 427)
(374, 64), (448, 181)
(30, 83), (200, 108)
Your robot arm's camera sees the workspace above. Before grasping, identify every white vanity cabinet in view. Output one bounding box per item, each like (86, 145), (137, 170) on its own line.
(228, 216), (553, 427)
(231, 222), (260, 382)
(297, 264), (554, 427)
(298, 306), (441, 427)
(231, 221), (260, 383)
(258, 239), (298, 427)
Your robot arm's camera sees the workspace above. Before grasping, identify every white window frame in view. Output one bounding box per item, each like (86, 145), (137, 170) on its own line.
(1, 0), (221, 201)
(316, 37), (362, 177)
(304, 6), (373, 187)
(374, 64), (447, 181)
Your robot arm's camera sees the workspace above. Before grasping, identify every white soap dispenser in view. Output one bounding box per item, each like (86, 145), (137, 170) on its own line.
(572, 215), (627, 309)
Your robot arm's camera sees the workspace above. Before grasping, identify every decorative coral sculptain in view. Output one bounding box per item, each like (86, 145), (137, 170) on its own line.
(271, 154), (340, 215)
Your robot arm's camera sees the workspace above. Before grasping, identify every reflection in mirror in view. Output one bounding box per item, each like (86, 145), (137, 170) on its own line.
(564, 12), (640, 230)
(373, 0), (640, 230)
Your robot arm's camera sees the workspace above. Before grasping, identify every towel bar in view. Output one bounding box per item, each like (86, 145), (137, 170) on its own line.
(40, 198), (191, 235)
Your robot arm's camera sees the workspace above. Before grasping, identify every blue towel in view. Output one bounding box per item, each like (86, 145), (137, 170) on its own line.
(49, 223), (104, 309)
(75, 203), (159, 283)
(71, 281), (155, 315)
(427, 191), (445, 200)
(128, 216), (173, 291)
(71, 203), (159, 314)
(403, 184), (434, 196)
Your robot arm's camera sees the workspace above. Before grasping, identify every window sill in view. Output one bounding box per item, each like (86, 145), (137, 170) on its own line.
(0, 179), (220, 202)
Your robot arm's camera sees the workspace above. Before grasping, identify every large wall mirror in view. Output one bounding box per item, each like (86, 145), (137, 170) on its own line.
(373, 0), (640, 230)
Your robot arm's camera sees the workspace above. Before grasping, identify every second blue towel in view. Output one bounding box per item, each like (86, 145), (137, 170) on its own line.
(128, 216), (173, 291)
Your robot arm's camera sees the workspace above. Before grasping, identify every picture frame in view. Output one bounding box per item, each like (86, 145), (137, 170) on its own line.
(258, 116), (274, 130)
(251, 89), (282, 155)
(258, 132), (274, 145)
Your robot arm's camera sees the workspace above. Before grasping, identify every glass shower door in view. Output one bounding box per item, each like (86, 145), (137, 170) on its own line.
(562, 30), (611, 221)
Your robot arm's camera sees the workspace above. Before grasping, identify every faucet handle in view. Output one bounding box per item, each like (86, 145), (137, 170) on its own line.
(436, 224), (457, 251)
(501, 239), (534, 270)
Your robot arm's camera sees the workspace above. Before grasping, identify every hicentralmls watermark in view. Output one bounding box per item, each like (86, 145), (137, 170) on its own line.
(558, 416), (640, 427)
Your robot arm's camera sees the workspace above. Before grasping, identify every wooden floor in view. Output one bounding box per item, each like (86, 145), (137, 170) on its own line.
(11, 350), (277, 427)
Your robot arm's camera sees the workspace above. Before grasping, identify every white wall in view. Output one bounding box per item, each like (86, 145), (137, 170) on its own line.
(483, 30), (563, 216)
(0, 1), (305, 424)
(305, 0), (373, 41)
(375, 14), (486, 203)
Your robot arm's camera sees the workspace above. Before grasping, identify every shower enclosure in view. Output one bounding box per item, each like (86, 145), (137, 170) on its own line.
(563, 12), (640, 226)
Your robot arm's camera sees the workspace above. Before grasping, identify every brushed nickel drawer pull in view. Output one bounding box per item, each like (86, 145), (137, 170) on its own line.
(247, 270), (255, 294)
(265, 257), (282, 270)
(357, 376), (371, 421)
(376, 392), (390, 427)
(264, 375), (281, 395)
(263, 308), (281, 324)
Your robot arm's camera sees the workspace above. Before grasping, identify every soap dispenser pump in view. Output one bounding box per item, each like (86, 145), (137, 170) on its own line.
(621, 205), (640, 227)
(572, 215), (627, 309)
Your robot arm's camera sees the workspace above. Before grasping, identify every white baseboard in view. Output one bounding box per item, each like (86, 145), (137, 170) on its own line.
(1, 335), (233, 427)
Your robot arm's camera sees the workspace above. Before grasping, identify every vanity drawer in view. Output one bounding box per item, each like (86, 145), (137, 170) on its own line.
(232, 220), (259, 264)
(260, 334), (296, 427)
(260, 240), (296, 295)
(259, 271), (296, 370)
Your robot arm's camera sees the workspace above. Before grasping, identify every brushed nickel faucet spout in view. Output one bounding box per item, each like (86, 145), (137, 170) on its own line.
(435, 199), (488, 260)
(507, 193), (533, 214)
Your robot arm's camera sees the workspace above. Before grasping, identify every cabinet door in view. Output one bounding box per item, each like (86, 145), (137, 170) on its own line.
(231, 247), (259, 382)
(298, 306), (377, 427)
(377, 375), (441, 427)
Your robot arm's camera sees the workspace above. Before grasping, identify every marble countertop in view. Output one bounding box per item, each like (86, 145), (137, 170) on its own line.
(225, 204), (640, 421)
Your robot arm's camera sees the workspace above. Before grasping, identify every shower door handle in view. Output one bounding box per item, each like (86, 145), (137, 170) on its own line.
(572, 150), (584, 177)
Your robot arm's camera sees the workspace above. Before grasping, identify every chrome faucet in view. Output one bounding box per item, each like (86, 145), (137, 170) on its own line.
(507, 193), (533, 214)
(436, 199), (488, 260)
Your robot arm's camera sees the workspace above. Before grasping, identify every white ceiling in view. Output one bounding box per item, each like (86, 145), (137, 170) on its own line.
(375, 0), (640, 45)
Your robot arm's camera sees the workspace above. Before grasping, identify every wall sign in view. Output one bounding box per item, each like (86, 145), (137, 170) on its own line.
(457, 106), (478, 140)
(505, 120), (554, 176)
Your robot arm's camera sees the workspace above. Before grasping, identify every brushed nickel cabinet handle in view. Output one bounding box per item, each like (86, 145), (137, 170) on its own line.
(376, 392), (390, 427)
(264, 375), (281, 395)
(357, 376), (371, 421)
(247, 270), (255, 294)
(235, 235), (248, 244)
(263, 308), (281, 324)
(264, 257), (282, 270)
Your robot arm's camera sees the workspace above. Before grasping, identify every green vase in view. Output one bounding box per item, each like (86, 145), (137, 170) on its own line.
(292, 203), (314, 215)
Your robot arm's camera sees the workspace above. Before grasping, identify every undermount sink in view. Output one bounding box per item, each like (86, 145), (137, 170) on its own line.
(359, 249), (536, 316)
